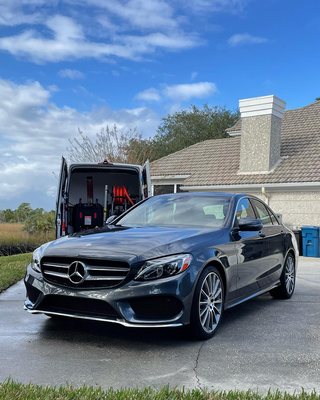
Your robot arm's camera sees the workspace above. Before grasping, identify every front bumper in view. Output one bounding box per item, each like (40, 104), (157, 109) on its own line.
(24, 263), (198, 328)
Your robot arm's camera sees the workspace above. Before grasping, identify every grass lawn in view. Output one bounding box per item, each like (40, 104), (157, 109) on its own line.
(0, 381), (319, 400)
(0, 253), (30, 293)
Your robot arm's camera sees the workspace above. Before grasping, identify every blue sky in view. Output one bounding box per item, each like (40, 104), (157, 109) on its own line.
(1, 0), (320, 210)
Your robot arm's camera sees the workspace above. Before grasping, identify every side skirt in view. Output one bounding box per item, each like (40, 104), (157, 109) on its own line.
(225, 282), (281, 310)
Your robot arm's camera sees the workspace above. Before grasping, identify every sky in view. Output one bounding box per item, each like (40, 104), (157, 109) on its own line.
(1, 0), (320, 210)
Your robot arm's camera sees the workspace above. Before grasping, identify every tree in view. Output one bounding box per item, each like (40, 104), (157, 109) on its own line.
(0, 209), (16, 223)
(67, 125), (153, 164)
(15, 203), (32, 223)
(67, 106), (239, 165)
(151, 105), (239, 160)
(23, 210), (55, 236)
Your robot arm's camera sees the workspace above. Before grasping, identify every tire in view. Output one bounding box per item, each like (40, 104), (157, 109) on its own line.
(189, 266), (225, 340)
(270, 253), (296, 299)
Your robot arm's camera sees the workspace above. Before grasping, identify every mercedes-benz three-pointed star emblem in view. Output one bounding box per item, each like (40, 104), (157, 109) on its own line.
(68, 261), (86, 284)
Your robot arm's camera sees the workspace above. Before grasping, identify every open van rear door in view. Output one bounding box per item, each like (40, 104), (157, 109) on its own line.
(56, 156), (68, 238)
(142, 160), (152, 198)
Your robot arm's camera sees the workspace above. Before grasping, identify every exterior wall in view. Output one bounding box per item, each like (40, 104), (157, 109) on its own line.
(265, 191), (320, 228)
(239, 114), (282, 173)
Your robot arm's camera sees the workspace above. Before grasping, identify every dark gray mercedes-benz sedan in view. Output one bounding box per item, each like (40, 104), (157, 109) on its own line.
(24, 193), (298, 339)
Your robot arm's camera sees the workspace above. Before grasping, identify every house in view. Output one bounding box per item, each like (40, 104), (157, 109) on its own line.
(151, 95), (320, 228)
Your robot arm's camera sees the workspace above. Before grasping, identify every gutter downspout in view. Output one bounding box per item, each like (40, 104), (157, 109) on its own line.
(261, 186), (269, 205)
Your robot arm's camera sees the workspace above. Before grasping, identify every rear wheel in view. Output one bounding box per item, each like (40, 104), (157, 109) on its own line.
(270, 253), (296, 299)
(190, 266), (224, 340)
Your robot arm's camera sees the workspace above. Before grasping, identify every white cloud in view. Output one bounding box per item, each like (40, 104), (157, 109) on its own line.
(191, 71), (198, 81)
(59, 69), (85, 79)
(0, 78), (159, 208)
(89, 0), (178, 31)
(0, 0), (249, 64)
(136, 81), (217, 103)
(228, 33), (268, 46)
(135, 88), (162, 102)
(0, 14), (198, 63)
(0, 0), (201, 64)
(165, 82), (217, 101)
(181, 0), (247, 13)
(0, 1), (43, 26)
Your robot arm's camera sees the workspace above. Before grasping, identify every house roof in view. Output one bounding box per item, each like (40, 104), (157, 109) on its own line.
(151, 100), (320, 187)
(225, 118), (242, 134)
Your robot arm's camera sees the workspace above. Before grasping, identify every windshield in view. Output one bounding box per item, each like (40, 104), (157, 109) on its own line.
(116, 195), (230, 228)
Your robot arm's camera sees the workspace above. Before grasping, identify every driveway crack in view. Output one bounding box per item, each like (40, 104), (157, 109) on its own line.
(193, 341), (206, 389)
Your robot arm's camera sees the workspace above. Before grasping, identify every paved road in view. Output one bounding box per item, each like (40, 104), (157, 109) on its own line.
(0, 257), (319, 392)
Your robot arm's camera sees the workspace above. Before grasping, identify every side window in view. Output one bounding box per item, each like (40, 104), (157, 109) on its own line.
(268, 208), (279, 225)
(235, 198), (256, 222)
(251, 199), (273, 226)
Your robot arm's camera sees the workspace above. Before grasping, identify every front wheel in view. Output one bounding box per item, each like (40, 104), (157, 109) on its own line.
(190, 266), (224, 340)
(270, 253), (296, 299)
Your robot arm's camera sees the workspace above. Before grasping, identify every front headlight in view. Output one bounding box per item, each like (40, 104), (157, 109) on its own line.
(135, 254), (193, 281)
(30, 248), (42, 273)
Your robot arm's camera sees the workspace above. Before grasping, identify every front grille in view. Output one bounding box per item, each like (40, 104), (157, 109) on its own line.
(41, 257), (130, 289)
(38, 295), (118, 319)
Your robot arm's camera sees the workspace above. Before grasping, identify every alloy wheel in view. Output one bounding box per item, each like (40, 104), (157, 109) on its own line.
(285, 256), (295, 295)
(199, 272), (223, 333)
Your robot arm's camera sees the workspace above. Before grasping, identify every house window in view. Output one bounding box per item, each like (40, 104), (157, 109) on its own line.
(153, 185), (175, 195)
(176, 184), (187, 193)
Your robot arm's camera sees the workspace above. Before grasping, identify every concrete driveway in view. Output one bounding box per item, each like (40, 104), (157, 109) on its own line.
(0, 257), (319, 392)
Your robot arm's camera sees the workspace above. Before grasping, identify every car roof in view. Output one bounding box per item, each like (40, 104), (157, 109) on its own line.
(154, 192), (241, 199)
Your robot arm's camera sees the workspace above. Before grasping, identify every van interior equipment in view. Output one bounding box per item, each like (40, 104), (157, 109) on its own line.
(72, 176), (104, 232)
(56, 157), (151, 238)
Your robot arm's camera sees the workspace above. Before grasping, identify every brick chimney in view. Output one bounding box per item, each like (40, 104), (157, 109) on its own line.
(239, 95), (286, 174)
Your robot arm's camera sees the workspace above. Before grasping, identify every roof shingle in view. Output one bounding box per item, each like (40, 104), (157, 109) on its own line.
(151, 101), (320, 186)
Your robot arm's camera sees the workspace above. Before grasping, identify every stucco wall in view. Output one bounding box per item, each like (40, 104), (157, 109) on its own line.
(260, 191), (320, 228)
(239, 114), (282, 173)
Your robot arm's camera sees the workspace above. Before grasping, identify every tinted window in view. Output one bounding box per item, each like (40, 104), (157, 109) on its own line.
(176, 184), (187, 193)
(117, 195), (231, 228)
(251, 199), (273, 226)
(268, 208), (279, 225)
(235, 198), (256, 221)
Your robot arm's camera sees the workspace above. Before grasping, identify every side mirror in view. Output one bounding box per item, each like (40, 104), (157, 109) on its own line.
(238, 217), (263, 231)
(106, 215), (117, 225)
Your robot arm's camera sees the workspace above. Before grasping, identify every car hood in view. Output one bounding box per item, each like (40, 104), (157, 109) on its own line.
(43, 225), (225, 263)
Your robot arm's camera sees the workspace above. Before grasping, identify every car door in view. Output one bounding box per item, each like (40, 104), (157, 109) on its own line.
(142, 160), (152, 198)
(250, 198), (285, 288)
(232, 197), (269, 299)
(55, 157), (68, 238)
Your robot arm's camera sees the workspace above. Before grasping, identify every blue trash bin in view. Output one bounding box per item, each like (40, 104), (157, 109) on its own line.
(301, 226), (320, 257)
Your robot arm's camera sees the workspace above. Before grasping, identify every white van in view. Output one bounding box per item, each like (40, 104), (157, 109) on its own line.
(56, 157), (151, 238)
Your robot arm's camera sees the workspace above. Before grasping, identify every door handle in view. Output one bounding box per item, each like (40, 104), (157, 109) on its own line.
(259, 231), (266, 238)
